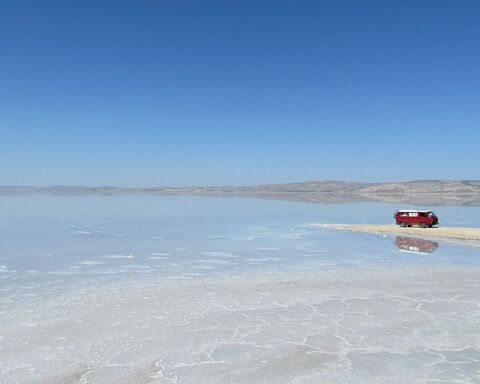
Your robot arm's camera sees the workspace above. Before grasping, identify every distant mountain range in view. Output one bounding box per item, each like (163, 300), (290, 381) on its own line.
(2, 180), (480, 206)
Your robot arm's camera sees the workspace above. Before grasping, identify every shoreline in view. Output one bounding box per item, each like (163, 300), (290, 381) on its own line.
(2, 179), (480, 206)
(317, 224), (480, 247)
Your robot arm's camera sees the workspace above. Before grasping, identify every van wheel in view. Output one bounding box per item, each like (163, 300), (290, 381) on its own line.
(400, 222), (406, 227)
(419, 223), (426, 228)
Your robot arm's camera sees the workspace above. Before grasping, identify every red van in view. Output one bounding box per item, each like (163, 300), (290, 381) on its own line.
(394, 209), (438, 228)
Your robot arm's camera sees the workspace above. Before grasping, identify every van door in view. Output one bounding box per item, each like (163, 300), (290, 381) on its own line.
(408, 211), (418, 226)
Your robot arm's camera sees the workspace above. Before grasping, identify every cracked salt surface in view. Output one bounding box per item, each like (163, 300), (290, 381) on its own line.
(2, 268), (480, 383)
(1, 196), (480, 383)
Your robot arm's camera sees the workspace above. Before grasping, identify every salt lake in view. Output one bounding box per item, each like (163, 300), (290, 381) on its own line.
(1, 196), (480, 383)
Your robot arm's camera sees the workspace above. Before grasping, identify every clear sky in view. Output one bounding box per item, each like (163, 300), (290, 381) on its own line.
(1, 0), (479, 186)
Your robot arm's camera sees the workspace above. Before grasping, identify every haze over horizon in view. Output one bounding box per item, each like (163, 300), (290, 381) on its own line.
(1, 0), (479, 187)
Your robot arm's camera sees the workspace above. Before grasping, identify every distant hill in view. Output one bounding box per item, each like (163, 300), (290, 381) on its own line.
(1, 180), (480, 206)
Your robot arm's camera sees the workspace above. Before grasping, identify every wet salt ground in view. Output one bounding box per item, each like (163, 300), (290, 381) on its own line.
(1, 196), (480, 383)
(2, 267), (480, 384)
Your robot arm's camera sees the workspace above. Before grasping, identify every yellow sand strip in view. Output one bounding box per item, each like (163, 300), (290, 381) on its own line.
(317, 224), (480, 241)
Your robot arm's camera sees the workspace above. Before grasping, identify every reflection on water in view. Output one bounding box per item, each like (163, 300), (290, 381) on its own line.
(395, 236), (439, 255)
(1, 196), (479, 285)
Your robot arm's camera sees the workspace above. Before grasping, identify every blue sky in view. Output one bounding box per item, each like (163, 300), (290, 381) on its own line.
(1, 0), (479, 186)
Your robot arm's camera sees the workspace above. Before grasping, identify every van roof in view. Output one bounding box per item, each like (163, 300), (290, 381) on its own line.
(397, 209), (432, 213)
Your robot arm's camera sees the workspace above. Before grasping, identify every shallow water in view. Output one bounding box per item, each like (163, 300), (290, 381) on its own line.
(1, 196), (480, 383)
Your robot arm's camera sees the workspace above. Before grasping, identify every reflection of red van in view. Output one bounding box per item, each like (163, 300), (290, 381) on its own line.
(394, 209), (438, 228)
(395, 236), (439, 254)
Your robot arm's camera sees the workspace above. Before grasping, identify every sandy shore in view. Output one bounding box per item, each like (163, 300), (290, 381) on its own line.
(318, 224), (480, 244)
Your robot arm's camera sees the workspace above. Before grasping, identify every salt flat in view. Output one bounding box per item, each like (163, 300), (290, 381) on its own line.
(2, 196), (480, 383)
(2, 266), (480, 384)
